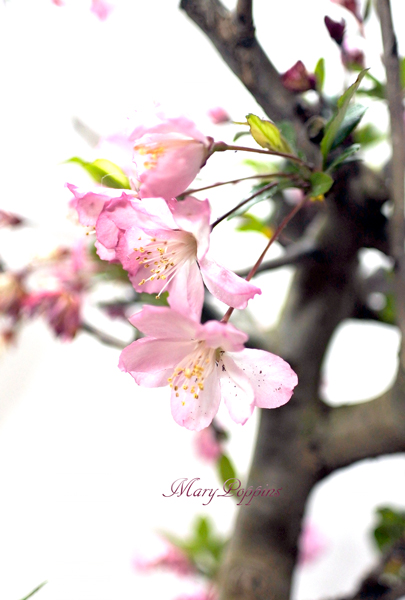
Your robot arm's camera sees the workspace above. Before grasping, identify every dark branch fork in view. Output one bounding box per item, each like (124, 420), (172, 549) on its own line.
(180, 1), (405, 599)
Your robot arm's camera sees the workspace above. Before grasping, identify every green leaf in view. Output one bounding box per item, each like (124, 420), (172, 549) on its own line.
(233, 130), (250, 142)
(315, 57), (325, 93)
(373, 507), (405, 552)
(354, 124), (384, 147)
(217, 453), (236, 486)
(246, 114), (292, 154)
(378, 293), (396, 325)
(195, 516), (210, 542)
(138, 292), (169, 307)
(357, 71), (385, 100)
(320, 69), (367, 166)
(363, 0), (372, 21)
(330, 104), (367, 151)
(19, 582), (47, 600)
(236, 213), (272, 237)
(327, 144), (361, 172)
(309, 172), (333, 196)
(242, 159), (278, 173)
(66, 157), (131, 189)
(277, 120), (298, 154)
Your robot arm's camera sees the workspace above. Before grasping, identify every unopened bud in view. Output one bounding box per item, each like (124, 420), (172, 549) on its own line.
(281, 61), (316, 94)
(324, 16), (346, 46)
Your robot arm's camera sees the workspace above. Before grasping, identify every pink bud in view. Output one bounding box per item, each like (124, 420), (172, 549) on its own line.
(194, 427), (223, 462)
(206, 107), (231, 125)
(298, 523), (327, 566)
(281, 61), (316, 94)
(324, 16), (346, 46)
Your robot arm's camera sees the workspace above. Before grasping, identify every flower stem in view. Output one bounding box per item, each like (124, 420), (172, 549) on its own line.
(221, 195), (309, 323)
(213, 141), (308, 167)
(178, 171), (293, 198)
(211, 181), (279, 229)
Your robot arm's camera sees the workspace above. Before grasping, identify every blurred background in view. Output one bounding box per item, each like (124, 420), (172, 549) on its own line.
(1, 0), (405, 598)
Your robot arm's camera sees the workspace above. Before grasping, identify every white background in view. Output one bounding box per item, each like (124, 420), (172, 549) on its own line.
(1, 0), (405, 599)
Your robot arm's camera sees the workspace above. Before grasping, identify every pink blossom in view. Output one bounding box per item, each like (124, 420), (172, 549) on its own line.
(194, 426), (222, 462)
(0, 210), (24, 228)
(51, 0), (65, 6)
(90, 0), (114, 20)
(119, 305), (298, 431)
(207, 107), (231, 125)
(341, 38), (365, 69)
(96, 195), (261, 318)
(130, 110), (212, 199)
(298, 523), (327, 566)
(0, 273), (25, 318)
(24, 290), (81, 340)
(132, 535), (194, 576)
(67, 183), (137, 228)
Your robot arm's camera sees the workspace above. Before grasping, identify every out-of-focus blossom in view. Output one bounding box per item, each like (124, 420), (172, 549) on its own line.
(324, 16), (346, 46)
(96, 195), (261, 318)
(281, 61), (316, 94)
(0, 209), (24, 228)
(90, 0), (114, 20)
(0, 273), (25, 318)
(194, 426), (222, 462)
(298, 523), (327, 566)
(132, 535), (194, 576)
(174, 589), (217, 600)
(207, 107), (231, 125)
(331, 0), (362, 23)
(119, 305), (298, 431)
(24, 290), (81, 341)
(51, 0), (65, 5)
(341, 38), (365, 69)
(130, 110), (212, 199)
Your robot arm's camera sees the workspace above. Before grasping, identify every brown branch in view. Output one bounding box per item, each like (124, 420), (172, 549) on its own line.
(235, 0), (254, 38)
(377, 0), (405, 370)
(180, 0), (310, 125)
(80, 322), (127, 349)
(236, 238), (319, 277)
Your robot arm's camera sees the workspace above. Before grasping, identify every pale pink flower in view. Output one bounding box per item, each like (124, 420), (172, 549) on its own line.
(130, 110), (212, 199)
(207, 107), (231, 125)
(96, 195), (261, 318)
(90, 0), (114, 20)
(194, 427), (222, 462)
(51, 0), (65, 6)
(132, 535), (194, 576)
(298, 523), (327, 566)
(67, 183), (137, 228)
(119, 305), (298, 431)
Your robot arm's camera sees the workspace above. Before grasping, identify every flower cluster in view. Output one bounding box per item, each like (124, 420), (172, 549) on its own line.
(68, 108), (298, 430)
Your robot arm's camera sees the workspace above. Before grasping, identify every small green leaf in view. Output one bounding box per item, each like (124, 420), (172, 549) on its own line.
(320, 69), (367, 166)
(327, 144), (361, 172)
(363, 0), (372, 21)
(378, 293), (396, 325)
(315, 57), (325, 93)
(277, 120), (298, 154)
(19, 582), (47, 600)
(246, 114), (292, 154)
(309, 172), (333, 196)
(195, 516), (210, 542)
(330, 104), (367, 151)
(236, 213), (273, 237)
(217, 453), (236, 486)
(66, 157), (131, 189)
(233, 130), (250, 142)
(242, 159), (278, 173)
(373, 507), (405, 552)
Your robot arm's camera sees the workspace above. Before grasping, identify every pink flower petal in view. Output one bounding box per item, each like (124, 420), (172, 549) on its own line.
(201, 320), (247, 352)
(119, 337), (194, 387)
(199, 254), (261, 309)
(226, 349), (298, 408)
(220, 354), (255, 424)
(168, 196), (211, 259)
(170, 369), (221, 431)
(128, 305), (199, 340)
(91, 0), (113, 20)
(167, 259), (204, 321)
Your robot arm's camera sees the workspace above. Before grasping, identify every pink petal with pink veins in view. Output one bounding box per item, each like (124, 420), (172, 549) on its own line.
(201, 320), (248, 352)
(166, 259), (204, 321)
(220, 353), (255, 424)
(170, 368), (221, 431)
(199, 254), (261, 309)
(168, 196), (211, 259)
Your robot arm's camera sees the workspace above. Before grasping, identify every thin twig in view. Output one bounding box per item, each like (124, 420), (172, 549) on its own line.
(211, 181), (278, 229)
(222, 195), (308, 322)
(214, 141), (307, 166)
(377, 0), (405, 368)
(80, 322), (127, 349)
(179, 171), (292, 198)
(236, 239), (317, 277)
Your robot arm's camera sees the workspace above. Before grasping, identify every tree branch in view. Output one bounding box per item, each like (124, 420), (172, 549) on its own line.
(179, 0), (311, 125)
(235, 0), (254, 39)
(377, 0), (405, 370)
